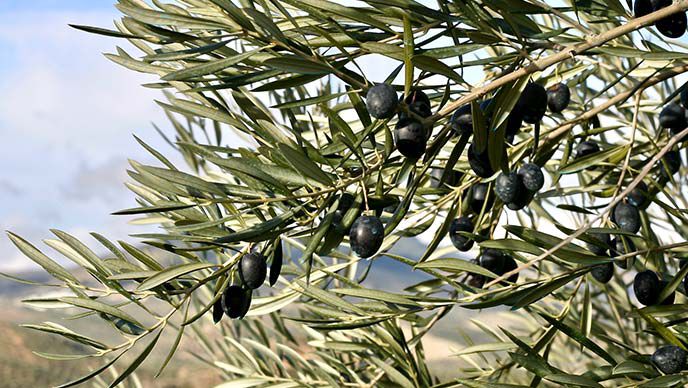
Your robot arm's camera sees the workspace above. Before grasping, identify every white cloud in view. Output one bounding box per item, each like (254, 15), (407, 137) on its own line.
(0, 9), (176, 272)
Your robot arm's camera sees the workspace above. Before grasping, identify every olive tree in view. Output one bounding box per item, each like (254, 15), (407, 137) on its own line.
(8, 0), (688, 386)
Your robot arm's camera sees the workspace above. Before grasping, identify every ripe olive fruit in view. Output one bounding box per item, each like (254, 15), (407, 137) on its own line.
(365, 84), (398, 119)
(610, 236), (636, 269)
(591, 262), (614, 283)
(479, 249), (505, 275)
(659, 149), (681, 179)
(450, 104), (473, 135)
(495, 172), (520, 204)
(659, 102), (688, 133)
(400, 90), (432, 119)
(222, 285), (252, 319)
(547, 83), (571, 113)
(516, 82), (548, 124)
(469, 183), (495, 214)
(212, 298), (224, 324)
(394, 118), (426, 159)
(576, 140), (600, 159)
(612, 202), (641, 234)
(681, 84), (688, 109)
(429, 167), (460, 188)
(269, 239), (283, 286)
(467, 143), (496, 178)
(478, 249), (518, 284)
(518, 163), (545, 192)
(652, 345), (687, 375)
(239, 252), (267, 289)
(501, 254), (519, 284)
(634, 0), (670, 18)
(656, 11), (687, 38)
(332, 193), (354, 229)
(349, 215), (384, 258)
(505, 186), (533, 211)
(587, 233), (611, 256)
(505, 110), (524, 143)
(626, 181), (651, 209)
(634, 270), (661, 306)
(449, 216), (474, 251)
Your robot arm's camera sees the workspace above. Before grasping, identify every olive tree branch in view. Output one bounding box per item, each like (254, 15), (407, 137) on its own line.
(486, 125), (688, 288)
(430, 1), (688, 122)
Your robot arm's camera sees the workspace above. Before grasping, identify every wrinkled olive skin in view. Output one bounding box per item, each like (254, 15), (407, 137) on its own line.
(656, 11), (687, 38)
(222, 285), (252, 319)
(547, 83), (571, 113)
(518, 163), (545, 192)
(516, 82), (548, 124)
(239, 252), (268, 290)
(587, 233), (611, 256)
(576, 140), (600, 160)
(591, 262), (614, 284)
(365, 84), (398, 119)
(469, 183), (495, 214)
(495, 172), (520, 204)
(394, 119), (426, 159)
(634, 270), (661, 306)
(626, 181), (651, 209)
(652, 345), (687, 375)
(610, 236), (636, 269)
(468, 143), (496, 178)
(449, 216), (474, 251)
(613, 202), (641, 234)
(349, 216), (385, 258)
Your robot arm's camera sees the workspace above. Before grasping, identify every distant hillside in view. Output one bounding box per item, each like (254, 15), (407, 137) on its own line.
(0, 237), (512, 385)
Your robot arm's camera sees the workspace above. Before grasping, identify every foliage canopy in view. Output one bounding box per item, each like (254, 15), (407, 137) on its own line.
(8, 0), (688, 386)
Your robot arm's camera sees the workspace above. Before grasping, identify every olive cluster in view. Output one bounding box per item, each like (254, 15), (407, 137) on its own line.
(214, 249), (281, 321)
(365, 84), (432, 160)
(635, 0), (687, 38)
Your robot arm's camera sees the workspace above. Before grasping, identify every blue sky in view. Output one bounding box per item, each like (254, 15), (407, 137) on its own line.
(0, 1), (176, 270)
